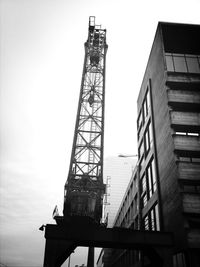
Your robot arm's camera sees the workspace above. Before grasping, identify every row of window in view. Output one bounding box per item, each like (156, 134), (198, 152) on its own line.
(142, 204), (160, 231)
(177, 156), (200, 163)
(115, 173), (138, 227)
(115, 159), (158, 228)
(175, 131), (199, 137)
(116, 195), (138, 227)
(180, 183), (200, 194)
(124, 174), (138, 208)
(137, 86), (160, 235)
(141, 158), (157, 208)
(137, 88), (151, 139)
(165, 53), (200, 73)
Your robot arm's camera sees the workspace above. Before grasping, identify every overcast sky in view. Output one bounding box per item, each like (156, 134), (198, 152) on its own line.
(1, 0), (200, 266)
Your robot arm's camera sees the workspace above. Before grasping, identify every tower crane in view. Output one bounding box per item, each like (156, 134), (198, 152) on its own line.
(61, 16), (107, 225)
(47, 16), (107, 267)
(59, 16), (108, 225)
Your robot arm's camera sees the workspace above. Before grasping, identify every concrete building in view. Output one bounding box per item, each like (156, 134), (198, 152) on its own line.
(98, 22), (200, 267)
(103, 156), (137, 227)
(96, 156), (137, 267)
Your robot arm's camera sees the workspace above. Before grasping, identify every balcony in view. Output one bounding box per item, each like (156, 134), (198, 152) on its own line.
(168, 90), (200, 104)
(173, 135), (200, 155)
(178, 162), (200, 181)
(170, 111), (200, 131)
(182, 193), (200, 214)
(166, 72), (200, 85)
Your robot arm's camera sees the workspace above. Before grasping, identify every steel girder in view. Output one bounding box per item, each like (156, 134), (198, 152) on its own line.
(43, 222), (173, 267)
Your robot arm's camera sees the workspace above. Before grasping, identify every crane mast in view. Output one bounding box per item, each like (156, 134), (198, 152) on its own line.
(63, 16), (108, 224)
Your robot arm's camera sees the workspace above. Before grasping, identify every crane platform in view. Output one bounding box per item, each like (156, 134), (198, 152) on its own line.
(43, 219), (173, 267)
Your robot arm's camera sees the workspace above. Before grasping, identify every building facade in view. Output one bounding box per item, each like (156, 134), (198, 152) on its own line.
(99, 22), (200, 267)
(97, 156), (137, 267)
(103, 156), (137, 227)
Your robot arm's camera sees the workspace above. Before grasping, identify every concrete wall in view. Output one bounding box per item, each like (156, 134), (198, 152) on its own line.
(137, 23), (187, 250)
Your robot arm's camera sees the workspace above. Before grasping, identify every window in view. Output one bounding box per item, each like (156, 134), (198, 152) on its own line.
(141, 174), (147, 193)
(149, 123), (153, 148)
(145, 130), (150, 153)
(133, 175), (138, 190)
(143, 89), (151, 121)
(140, 158), (157, 207)
(146, 90), (150, 112)
(173, 54), (187, 72)
(151, 209), (155, 230)
(192, 158), (200, 162)
(165, 53), (200, 73)
(165, 54), (174, 71)
(142, 204), (160, 231)
(144, 215), (149, 230)
(181, 184), (200, 194)
(175, 131), (199, 136)
(137, 87), (151, 141)
(177, 155), (200, 163)
(147, 166), (153, 198)
(173, 252), (186, 267)
(139, 156), (145, 171)
(138, 140), (144, 158)
(130, 196), (138, 218)
(130, 182), (133, 194)
(134, 216), (139, 230)
(144, 122), (153, 155)
(151, 159), (157, 192)
(142, 193), (147, 208)
(147, 158), (157, 197)
(141, 174), (147, 208)
(155, 204), (160, 231)
(134, 195), (138, 213)
(137, 110), (143, 139)
(186, 55), (200, 73)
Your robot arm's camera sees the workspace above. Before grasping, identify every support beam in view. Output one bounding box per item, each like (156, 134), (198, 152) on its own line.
(43, 239), (76, 267)
(87, 247), (94, 267)
(43, 222), (173, 267)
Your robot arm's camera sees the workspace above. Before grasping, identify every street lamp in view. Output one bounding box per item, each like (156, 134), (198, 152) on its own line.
(118, 154), (138, 158)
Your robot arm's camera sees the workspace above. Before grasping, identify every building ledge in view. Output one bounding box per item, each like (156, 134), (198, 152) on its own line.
(182, 193), (200, 214)
(166, 71), (200, 86)
(187, 228), (200, 248)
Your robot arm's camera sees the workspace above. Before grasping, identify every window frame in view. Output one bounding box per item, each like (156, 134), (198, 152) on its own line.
(165, 53), (200, 74)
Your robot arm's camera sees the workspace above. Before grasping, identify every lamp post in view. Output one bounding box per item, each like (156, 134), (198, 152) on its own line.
(118, 154), (138, 158)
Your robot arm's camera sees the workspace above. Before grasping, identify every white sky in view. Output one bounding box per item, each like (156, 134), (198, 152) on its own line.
(0, 0), (200, 266)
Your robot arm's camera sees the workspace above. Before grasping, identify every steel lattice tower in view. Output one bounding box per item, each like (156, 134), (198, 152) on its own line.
(63, 17), (108, 224)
